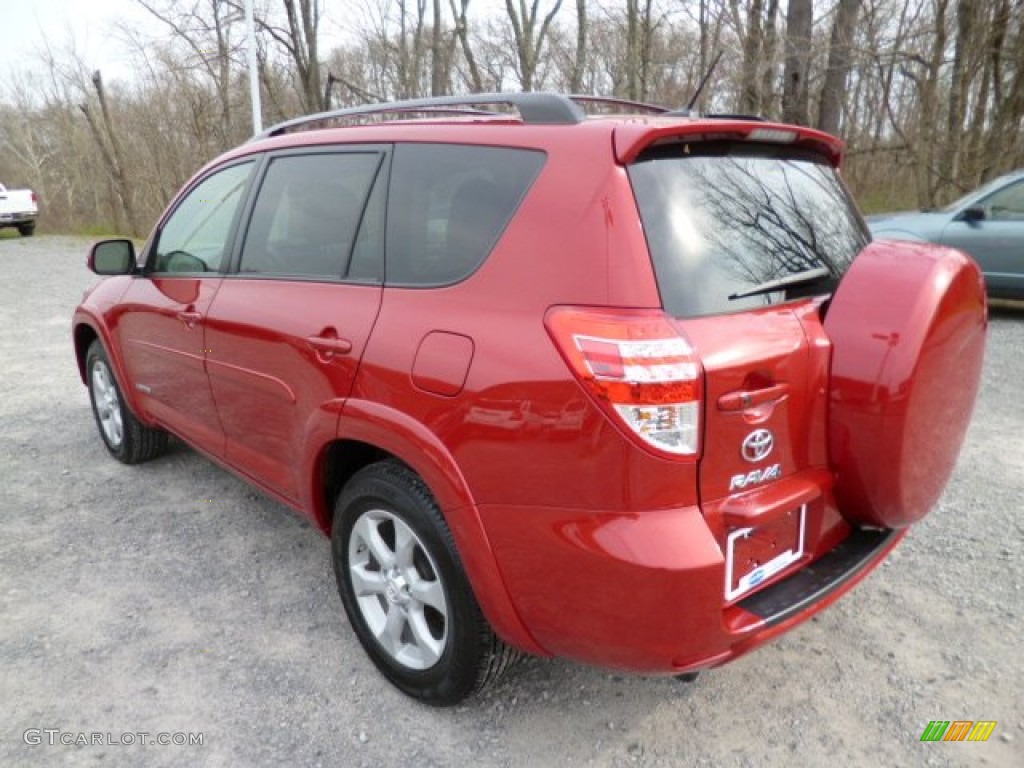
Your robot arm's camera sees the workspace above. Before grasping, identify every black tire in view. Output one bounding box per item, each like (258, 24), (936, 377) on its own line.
(85, 340), (168, 464)
(332, 460), (519, 705)
(18, 223), (35, 236)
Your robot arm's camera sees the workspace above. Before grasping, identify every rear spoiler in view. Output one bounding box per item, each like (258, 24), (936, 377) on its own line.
(613, 119), (845, 167)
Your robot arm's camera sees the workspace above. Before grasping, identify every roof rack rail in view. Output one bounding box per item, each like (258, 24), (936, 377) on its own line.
(567, 95), (668, 115)
(255, 92), (587, 140)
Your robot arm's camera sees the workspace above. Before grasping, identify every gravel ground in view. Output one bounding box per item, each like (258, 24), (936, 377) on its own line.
(1, 234), (1021, 768)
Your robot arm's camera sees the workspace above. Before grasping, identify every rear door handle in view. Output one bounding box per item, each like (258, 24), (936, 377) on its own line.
(307, 334), (353, 358)
(717, 382), (789, 411)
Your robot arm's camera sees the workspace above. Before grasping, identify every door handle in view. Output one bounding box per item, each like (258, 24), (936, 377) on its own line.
(717, 382), (789, 411)
(307, 334), (353, 358)
(177, 309), (203, 328)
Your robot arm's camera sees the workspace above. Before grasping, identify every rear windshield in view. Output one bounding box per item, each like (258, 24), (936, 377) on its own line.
(628, 142), (869, 317)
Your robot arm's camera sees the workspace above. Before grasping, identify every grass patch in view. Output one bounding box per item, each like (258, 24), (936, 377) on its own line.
(73, 223), (131, 238)
(857, 188), (921, 215)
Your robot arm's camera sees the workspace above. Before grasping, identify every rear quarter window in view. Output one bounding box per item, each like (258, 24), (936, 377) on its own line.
(628, 142), (869, 317)
(385, 144), (546, 286)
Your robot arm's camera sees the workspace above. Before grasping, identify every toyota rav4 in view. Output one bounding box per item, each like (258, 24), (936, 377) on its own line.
(72, 93), (987, 705)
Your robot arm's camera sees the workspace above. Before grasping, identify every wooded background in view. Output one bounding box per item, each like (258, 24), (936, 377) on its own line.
(1, 0), (1022, 236)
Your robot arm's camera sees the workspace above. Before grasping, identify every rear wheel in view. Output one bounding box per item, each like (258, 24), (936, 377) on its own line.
(332, 460), (518, 705)
(18, 223), (34, 236)
(86, 341), (168, 464)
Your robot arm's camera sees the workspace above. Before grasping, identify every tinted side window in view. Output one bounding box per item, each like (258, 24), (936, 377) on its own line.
(386, 144), (546, 285)
(153, 161), (255, 273)
(347, 162), (388, 282)
(239, 152), (382, 279)
(629, 143), (868, 317)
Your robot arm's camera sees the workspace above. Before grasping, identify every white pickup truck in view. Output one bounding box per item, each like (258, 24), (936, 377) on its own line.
(0, 183), (38, 236)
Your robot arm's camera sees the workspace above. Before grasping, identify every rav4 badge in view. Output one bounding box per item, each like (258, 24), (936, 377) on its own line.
(729, 464), (782, 491)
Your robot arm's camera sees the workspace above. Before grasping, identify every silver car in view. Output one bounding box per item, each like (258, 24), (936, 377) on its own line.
(867, 169), (1024, 299)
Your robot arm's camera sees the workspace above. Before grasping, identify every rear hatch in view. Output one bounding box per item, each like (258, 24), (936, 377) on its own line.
(626, 132), (869, 602)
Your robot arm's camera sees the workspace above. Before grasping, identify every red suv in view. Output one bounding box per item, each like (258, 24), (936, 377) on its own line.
(73, 93), (987, 705)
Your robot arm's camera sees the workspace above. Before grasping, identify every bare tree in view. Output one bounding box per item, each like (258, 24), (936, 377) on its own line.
(818, 0), (860, 134)
(504, 0), (565, 91)
(8, 0), (1024, 234)
(569, 0), (588, 93)
(759, 0), (780, 116)
(282, 0), (324, 111)
(135, 0), (241, 143)
(938, 0), (975, 188)
(913, 0), (949, 207)
(781, 0), (812, 125)
(78, 71), (141, 236)
(623, 0), (662, 101)
(450, 0), (485, 92)
(980, 0), (1024, 182)
(737, 0), (764, 113)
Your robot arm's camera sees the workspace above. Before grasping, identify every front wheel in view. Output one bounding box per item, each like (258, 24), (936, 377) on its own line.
(331, 460), (518, 705)
(86, 341), (168, 464)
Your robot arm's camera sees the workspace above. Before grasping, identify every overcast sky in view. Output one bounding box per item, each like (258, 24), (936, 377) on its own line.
(0, 0), (143, 81)
(0, 0), (351, 86)
(0, 0), (511, 91)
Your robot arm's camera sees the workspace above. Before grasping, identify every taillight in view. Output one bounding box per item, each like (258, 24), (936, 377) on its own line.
(31, 192), (38, 204)
(545, 306), (702, 458)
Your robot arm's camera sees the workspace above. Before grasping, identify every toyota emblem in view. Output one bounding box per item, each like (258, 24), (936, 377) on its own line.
(741, 429), (774, 463)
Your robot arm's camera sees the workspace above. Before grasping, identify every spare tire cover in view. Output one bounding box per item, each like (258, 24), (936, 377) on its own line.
(824, 240), (986, 529)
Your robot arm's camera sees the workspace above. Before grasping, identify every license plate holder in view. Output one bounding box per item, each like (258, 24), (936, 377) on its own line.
(725, 505), (807, 602)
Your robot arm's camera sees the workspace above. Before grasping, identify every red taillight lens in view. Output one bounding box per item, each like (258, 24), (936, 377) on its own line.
(31, 192), (38, 204)
(545, 307), (702, 457)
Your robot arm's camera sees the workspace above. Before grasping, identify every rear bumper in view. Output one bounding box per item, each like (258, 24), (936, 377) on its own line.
(0, 211), (36, 226)
(477, 499), (904, 673)
(737, 527), (898, 626)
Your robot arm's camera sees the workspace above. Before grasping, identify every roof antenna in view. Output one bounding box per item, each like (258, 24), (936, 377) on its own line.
(685, 50), (723, 114)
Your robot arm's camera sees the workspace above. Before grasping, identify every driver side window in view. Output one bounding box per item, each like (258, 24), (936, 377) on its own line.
(985, 181), (1024, 221)
(152, 161), (255, 273)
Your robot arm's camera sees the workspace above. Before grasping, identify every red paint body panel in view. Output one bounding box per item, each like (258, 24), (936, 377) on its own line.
(115, 277), (226, 454)
(679, 303), (825, 503)
(475, 488), (897, 673)
(202, 279), (382, 502)
(72, 108), (986, 679)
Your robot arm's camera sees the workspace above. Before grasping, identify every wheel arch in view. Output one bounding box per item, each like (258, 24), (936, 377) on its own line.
(73, 313), (152, 427)
(319, 399), (546, 657)
(73, 320), (100, 384)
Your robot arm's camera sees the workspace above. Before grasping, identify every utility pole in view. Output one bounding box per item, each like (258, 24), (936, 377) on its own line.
(246, 0), (262, 134)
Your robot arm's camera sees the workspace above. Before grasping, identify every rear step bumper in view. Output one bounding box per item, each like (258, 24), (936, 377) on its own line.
(738, 527), (899, 627)
(478, 499), (906, 673)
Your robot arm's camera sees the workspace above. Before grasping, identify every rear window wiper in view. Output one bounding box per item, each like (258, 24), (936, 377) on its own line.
(728, 267), (832, 300)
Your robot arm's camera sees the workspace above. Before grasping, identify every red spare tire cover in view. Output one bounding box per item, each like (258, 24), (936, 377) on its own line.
(824, 240), (987, 529)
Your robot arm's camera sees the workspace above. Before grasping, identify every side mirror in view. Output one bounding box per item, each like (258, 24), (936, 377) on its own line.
(88, 239), (136, 275)
(957, 207), (986, 224)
